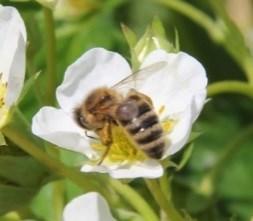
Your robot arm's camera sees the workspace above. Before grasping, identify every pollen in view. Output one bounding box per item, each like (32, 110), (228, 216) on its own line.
(162, 118), (175, 133)
(91, 125), (146, 164)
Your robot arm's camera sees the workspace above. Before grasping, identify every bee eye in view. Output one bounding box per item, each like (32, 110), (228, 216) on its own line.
(79, 116), (86, 126)
(74, 108), (89, 129)
(76, 115), (86, 128)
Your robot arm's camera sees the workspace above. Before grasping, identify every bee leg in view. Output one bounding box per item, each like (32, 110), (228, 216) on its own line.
(96, 122), (112, 145)
(97, 145), (111, 165)
(96, 122), (112, 165)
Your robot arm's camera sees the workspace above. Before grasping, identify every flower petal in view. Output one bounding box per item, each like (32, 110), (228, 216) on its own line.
(163, 101), (195, 157)
(63, 192), (116, 221)
(191, 90), (207, 122)
(81, 159), (163, 179)
(32, 106), (96, 158)
(56, 48), (131, 112)
(0, 5), (26, 106)
(140, 49), (207, 119)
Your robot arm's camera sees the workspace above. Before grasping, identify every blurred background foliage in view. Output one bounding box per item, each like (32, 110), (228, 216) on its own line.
(0, 0), (253, 221)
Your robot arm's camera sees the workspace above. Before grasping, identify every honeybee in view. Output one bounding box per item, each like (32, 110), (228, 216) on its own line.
(74, 62), (167, 163)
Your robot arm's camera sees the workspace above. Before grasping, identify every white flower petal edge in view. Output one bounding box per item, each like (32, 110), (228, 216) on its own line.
(81, 159), (163, 179)
(0, 5), (27, 106)
(31, 106), (96, 158)
(163, 102), (193, 157)
(56, 48), (131, 113)
(140, 49), (207, 118)
(63, 192), (116, 221)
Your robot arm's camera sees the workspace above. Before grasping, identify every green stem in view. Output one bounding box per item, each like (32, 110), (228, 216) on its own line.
(43, 7), (57, 105)
(207, 81), (253, 99)
(52, 180), (65, 221)
(145, 179), (184, 221)
(156, 0), (223, 41)
(156, 0), (253, 83)
(110, 180), (159, 221)
(13, 109), (64, 221)
(159, 170), (171, 200)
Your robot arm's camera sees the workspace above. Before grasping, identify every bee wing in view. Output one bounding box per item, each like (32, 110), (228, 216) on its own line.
(111, 61), (167, 92)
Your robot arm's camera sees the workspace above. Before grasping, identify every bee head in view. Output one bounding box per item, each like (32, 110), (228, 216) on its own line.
(74, 107), (94, 130)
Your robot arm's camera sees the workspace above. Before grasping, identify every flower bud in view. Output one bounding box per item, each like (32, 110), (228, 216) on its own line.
(122, 17), (178, 68)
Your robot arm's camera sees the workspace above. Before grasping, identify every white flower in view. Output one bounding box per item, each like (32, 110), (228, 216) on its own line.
(63, 192), (116, 221)
(32, 47), (207, 179)
(0, 5), (27, 127)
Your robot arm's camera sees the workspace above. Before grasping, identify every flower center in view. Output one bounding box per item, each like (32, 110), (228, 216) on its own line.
(0, 73), (9, 127)
(91, 118), (175, 164)
(91, 125), (146, 164)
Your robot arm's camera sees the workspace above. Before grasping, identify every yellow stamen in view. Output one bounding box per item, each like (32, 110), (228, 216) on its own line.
(91, 125), (147, 164)
(90, 117), (176, 165)
(162, 119), (175, 133)
(158, 105), (165, 115)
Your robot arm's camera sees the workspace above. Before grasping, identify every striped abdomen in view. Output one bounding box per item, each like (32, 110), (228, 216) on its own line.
(116, 94), (165, 159)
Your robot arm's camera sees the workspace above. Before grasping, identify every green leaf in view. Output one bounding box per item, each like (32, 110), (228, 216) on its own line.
(0, 155), (50, 215)
(0, 184), (36, 215)
(161, 158), (178, 169)
(0, 156), (49, 187)
(121, 23), (137, 49)
(161, 130), (199, 171)
(120, 23), (139, 70)
(176, 143), (194, 171)
(188, 131), (202, 143)
(116, 208), (144, 221)
(151, 16), (167, 37)
(134, 17), (176, 64)
(162, 144), (194, 171)
(174, 28), (180, 52)
(17, 71), (41, 105)
(30, 182), (54, 221)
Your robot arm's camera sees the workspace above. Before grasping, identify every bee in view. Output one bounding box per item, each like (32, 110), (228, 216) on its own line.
(74, 62), (167, 163)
